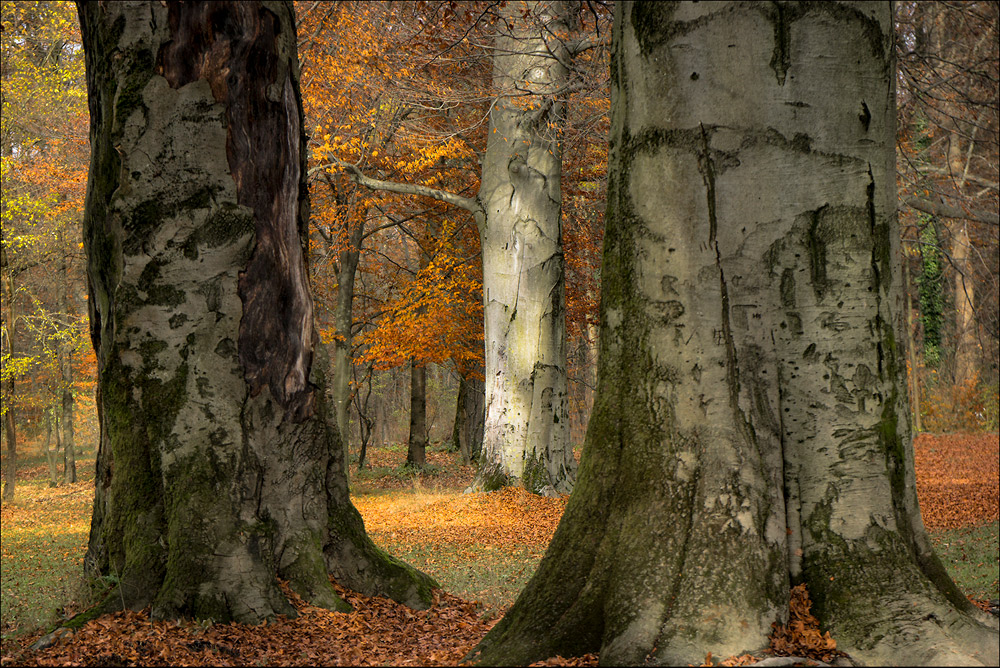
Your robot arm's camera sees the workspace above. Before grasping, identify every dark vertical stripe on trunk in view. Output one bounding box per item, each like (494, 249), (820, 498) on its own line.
(157, 2), (314, 419)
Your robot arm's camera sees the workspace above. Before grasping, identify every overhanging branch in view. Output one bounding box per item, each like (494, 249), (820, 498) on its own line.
(901, 196), (999, 226)
(310, 160), (482, 220)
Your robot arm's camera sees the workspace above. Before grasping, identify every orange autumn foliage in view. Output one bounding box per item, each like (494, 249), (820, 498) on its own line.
(357, 217), (483, 374)
(296, 1), (486, 375)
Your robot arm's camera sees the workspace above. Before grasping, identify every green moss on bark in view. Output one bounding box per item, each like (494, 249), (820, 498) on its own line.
(96, 354), (169, 608)
(476, 460), (514, 493)
(521, 451), (549, 493)
(113, 48), (153, 125)
(326, 501), (437, 609)
(802, 533), (939, 648)
(282, 531), (351, 613)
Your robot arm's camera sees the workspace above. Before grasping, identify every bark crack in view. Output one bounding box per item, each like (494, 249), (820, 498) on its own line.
(699, 124), (754, 446)
(865, 164), (884, 378)
(776, 365), (802, 580)
(699, 124), (718, 246)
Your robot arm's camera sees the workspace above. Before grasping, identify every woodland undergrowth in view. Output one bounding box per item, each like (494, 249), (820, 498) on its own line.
(0, 433), (996, 667)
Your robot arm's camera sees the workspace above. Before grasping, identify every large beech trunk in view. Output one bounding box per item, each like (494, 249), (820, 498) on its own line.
(77, 0), (434, 624)
(471, 3), (998, 666)
(473, 0), (577, 494)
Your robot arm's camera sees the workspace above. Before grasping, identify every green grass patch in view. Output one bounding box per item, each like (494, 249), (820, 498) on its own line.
(928, 521), (1000, 602)
(0, 531), (89, 636)
(372, 539), (542, 619)
(0, 477), (93, 638)
(350, 463), (444, 496)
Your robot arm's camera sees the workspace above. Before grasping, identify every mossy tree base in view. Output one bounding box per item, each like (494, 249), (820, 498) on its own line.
(77, 0), (434, 625)
(470, 3), (998, 666)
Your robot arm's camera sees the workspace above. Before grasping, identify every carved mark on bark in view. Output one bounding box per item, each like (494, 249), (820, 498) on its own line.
(157, 3), (314, 420)
(807, 205), (830, 301)
(859, 101), (872, 132)
(769, 2), (791, 86)
(775, 365), (802, 579)
(658, 462), (700, 649)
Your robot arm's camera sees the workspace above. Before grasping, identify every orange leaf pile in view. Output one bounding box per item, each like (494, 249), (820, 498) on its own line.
(356, 485), (568, 552)
(528, 653), (599, 666)
(5, 583), (496, 667)
(913, 432), (999, 531)
(766, 584), (843, 664)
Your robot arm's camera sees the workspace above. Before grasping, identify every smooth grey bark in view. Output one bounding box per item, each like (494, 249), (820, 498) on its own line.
(330, 226), (361, 463)
(77, 0), (434, 625)
(902, 237), (923, 433)
(352, 361), (376, 470)
(334, 0), (579, 494)
(60, 366), (76, 484)
(471, 3), (999, 666)
(312, 173), (365, 464)
(473, 0), (575, 495)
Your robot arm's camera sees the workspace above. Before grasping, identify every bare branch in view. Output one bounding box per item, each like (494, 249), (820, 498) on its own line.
(901, 196), (999, 226)
(311, 160), (483, 219)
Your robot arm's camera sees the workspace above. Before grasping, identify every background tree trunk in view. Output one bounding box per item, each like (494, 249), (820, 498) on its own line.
(58, 235), (76, 484)
(902, 237), (923, 433)
(474, 0), (577, 495)
(77, 0), (434, 624)
(1, 248), (17, 502)
(951, 220), (977, 385)
(327, 199), (364, 466)
(451, 369), (485, 466)
(471, 3), (998, 665)
(406, 360), (427, 468)
(335, 0), (582, 494)
(44, 408), (58, 487)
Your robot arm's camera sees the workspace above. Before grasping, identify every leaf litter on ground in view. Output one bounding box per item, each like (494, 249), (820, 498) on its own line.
(2, 432), (997, 666)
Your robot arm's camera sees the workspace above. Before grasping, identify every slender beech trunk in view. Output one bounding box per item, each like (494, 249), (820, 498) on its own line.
(464, 370), (485, 463)
(451, 370), (485, 465)
(938, 5), (980, 389)
(1, 247), (16, 502)
(950, 218), (977, 385)
(451, 377), (464, 454)
(61, 370), (76, 484)
(44, 409), (58, 487)
(902, 236), (923, 433)
(353, 362), (375, 470)
(473, 0), (575, 494)
(58, 236), (76, 484)
(77, 0), (434, 624)
(471, 3), (998, 665)
(323, 187), (365, 462)
(406, 360), (427, 468)
(339, 0), (579, 494)
(331, 241), (360, 460)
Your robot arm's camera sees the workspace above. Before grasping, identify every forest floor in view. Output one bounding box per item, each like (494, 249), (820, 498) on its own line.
(0, 433), (997, 667)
